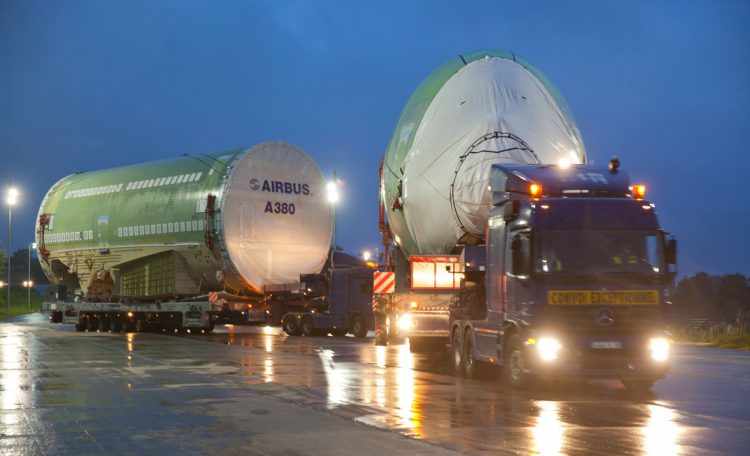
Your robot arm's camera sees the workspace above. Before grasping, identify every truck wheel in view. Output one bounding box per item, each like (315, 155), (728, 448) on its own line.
(352, 316), (367, 338)
(463, 332), (478, 379)
(622, 379), (655, 393)
(504, 335), (533, 389)
(451, 329), (464, 376)
(112, 319), (123, 333)
(301, 317), (316, 337)
(330, 329), (348, 337)
(282, 316), (301, 336)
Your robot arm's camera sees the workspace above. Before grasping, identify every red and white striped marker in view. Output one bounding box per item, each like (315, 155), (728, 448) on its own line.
(373, 271), (395, 294)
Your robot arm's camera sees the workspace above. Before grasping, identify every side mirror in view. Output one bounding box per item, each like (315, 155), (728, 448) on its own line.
(511, 236), (530, 276)
(665, 238), (677, 265)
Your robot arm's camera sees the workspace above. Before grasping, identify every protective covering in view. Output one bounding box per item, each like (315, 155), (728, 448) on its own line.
(383, 50), (586, 255)
(222, 142), (332, 291)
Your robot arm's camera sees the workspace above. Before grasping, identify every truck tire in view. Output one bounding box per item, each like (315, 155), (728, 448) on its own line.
(282, 315), (302, 336)
(504, 335), (533, 389)
(301, 316), (316, 337)
(463, 332), (478, 379)
(86, 315), (97, 332)
(112, 319), (123, 333)
(330, 329), (348, 337)
(125, 320), (136, 333)
(451, 328), (464, 375)
(352, 316), (367, 338)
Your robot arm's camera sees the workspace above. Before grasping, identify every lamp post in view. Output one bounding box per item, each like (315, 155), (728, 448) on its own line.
(27, 242), (36, 310)
(326, 173), (340, 270)
(5, 187), (18, 314)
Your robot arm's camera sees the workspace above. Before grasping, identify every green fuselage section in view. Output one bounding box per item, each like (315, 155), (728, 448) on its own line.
(37, 149), (244, 295)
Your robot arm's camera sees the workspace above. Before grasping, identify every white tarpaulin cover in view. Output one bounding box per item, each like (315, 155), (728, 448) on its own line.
(395, 55), (586, 254)
(222, 142), (332, 291)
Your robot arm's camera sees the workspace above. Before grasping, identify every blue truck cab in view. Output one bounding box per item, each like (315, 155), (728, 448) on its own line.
(449, 161), (677, 391)
(281, 267), (374, 338)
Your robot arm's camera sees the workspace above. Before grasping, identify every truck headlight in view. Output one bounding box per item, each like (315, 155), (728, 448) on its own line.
(537, 337), (562, 362)
(397, 313), (413, 332)
(649, 337), (670, 362)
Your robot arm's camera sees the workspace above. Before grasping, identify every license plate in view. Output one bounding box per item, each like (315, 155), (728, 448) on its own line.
(591, 341), (623, 349)
(548, 290), (659, 306)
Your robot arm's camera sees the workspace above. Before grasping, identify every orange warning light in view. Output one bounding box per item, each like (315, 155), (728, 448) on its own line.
(631, 184), (647, 199)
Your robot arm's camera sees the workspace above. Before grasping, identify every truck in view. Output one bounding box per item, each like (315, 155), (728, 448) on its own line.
(449, 161), (676, 391)
(280, 266), (374, 338)
(40, 141), (334, 332)
(377, 49), (587, 351)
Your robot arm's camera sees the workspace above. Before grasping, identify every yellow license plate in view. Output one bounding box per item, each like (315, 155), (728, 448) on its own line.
(548, 290), (659, 306)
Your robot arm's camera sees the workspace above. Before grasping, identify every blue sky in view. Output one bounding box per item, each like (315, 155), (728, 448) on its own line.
(1, 0), (748, 275)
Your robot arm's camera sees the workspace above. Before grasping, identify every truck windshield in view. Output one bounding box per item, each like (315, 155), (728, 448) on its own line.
(535, 230), (664, 275)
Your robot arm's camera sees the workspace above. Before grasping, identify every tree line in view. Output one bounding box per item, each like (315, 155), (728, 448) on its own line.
(0, 249), (49, 286)
(672, 273), (750, 325)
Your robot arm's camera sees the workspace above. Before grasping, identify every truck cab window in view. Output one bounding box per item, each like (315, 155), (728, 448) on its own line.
(535, 230), (664, 275)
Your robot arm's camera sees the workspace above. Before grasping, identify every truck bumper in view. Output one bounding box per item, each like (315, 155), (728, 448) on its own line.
(524, 349), (670, 381)
(400, 311), (449, 339)
(530, 357), (669, 381)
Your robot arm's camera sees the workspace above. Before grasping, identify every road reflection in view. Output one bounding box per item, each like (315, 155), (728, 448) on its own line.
(1, 333), (24, 411)
(395, 344), (418, 432)
(532, 401), (565, 456)
(643, 403), (680, 455)
(202, 326), (702, 454)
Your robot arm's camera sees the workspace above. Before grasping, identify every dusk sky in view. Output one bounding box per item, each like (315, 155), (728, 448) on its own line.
(1, 1), (748, 275)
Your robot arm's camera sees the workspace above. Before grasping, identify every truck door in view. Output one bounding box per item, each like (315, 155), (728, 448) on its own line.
(349, 273), (372, 325)
(329, 271), (349, 321)
(505, 230), (534, 320)
(473, 218), (505, 359)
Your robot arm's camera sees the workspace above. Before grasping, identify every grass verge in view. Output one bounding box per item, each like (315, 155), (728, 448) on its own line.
(0, 288), (43, 320)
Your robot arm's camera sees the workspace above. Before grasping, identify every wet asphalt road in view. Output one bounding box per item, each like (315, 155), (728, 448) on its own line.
(1, 314), (749, 455)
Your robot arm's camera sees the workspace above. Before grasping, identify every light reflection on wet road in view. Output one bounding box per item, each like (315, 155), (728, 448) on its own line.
(205, 324), (750, 454)
(1, 315), (749, 455)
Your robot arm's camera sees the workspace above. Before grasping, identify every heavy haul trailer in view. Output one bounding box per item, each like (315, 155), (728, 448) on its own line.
(280, 267), (374, 338)
(449, 162), (677, 391)
(377, 49), (587, 349)
(50, 297), (213, 333)
(39, 142), (333, 332)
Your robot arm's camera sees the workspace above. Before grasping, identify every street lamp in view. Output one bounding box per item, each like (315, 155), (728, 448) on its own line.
(5, 187), (19, 314)
(326, 173), (340, 269)
(27, 242), (37, 310)
(362, 250), (372, 261)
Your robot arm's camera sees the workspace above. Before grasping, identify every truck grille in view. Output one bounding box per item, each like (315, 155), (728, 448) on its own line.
(540, 305), (663, 334)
